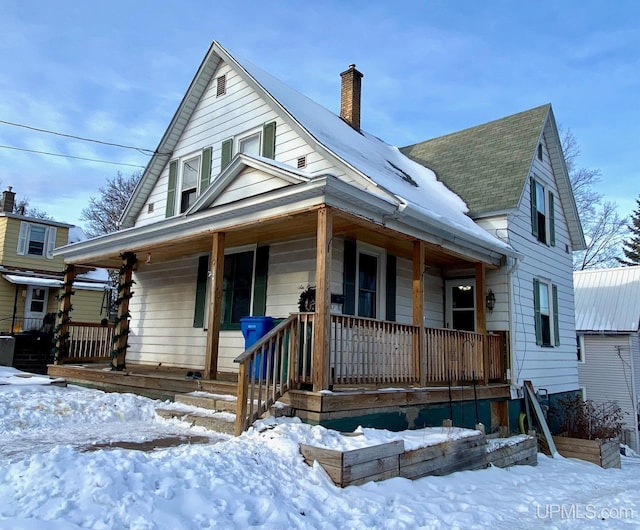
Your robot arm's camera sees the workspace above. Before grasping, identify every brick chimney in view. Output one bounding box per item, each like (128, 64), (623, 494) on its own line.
(1, 187), (15, 213)
(340, 64), (363, 130)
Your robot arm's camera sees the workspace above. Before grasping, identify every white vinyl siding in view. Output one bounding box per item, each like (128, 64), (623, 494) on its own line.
(577, 334), (640, 452)
(135, 62), (343, 227)
(473, 137), (578, 393)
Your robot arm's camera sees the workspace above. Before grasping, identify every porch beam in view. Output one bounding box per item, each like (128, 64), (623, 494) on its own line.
(413, 240), (426, 386)
(312, 207), (332, 391)
(53, 264), (76, 364)
(475, 262), (489, 384)
(111, 252), (137, 371)
(204, 231), (225, 380)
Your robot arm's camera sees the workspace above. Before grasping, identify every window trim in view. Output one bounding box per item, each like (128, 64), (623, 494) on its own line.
(17, 221), (56, 259)
(530, 176), (556, 247)
(533, 278), (559, 347)
(220, 244), (257, 331)
(180, 153), (201, 214)
(355, 242), (386, 319)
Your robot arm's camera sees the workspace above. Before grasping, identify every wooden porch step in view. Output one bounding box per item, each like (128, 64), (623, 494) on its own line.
(155, 408), (235, 436)
(174, 392), (237, 413)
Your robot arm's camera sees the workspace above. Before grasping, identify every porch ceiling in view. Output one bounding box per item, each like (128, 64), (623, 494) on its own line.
(75, 207), (488, 271)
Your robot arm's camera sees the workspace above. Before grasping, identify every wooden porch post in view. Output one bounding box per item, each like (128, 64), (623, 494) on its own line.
(312, 207), (332, 391)
(53, 264), (76, 364)
(204, 231), (225, 380)
(111, 252), (137, 371)
(413, 240), (426, 386)
(475, 262), (490, 384)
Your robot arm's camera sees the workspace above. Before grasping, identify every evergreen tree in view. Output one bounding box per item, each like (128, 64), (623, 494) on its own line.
(618, 196), (640, 266)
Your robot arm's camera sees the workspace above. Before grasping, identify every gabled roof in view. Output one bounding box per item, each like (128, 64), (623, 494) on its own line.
(401, 105), (585, 249)
(120, 40), (513, 259)
(574, 266), (640, 332)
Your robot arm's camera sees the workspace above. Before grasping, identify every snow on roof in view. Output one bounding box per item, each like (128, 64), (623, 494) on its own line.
(232, 47), (512, 253)
(574, 266), (640, 332)
(67, 226), (87, 244)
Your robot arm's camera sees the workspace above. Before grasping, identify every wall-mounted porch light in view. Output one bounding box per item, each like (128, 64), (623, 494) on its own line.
(486, 289), (496, 313)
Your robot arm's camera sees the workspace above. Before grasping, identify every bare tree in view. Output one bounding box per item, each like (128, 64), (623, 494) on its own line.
(13, 197), (53, 220)
(561, 128), (628, 270)
(80, 171), (140, 237)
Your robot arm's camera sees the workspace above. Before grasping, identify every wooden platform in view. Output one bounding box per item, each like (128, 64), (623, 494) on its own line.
(47, 363), (238, 401)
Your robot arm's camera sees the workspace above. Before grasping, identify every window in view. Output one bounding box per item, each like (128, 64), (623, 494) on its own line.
(180, 155), (200, 213)
(17, 222), (56, 258)
(193, 247), (269, 330)
(222, 250), (255, 328)
(446, 279), (476, 332)
(577, 335), (585, 362)
(530, 177), (555, 246)
(239, 132), (261, 156)
(358, 252), (378, 318)
(533, 279), (559, 347)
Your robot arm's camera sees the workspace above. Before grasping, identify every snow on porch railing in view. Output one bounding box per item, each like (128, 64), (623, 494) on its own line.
(234, 314), (310, 435)
(63, 322), (114, 362)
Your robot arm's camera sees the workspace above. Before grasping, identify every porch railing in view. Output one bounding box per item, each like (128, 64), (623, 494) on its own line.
(234, 314), (308, 435)
(63, 322), (114, 362)
(234, 313), (506, 433)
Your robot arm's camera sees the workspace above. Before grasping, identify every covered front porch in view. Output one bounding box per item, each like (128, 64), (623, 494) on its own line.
(51, 189), (512, 434)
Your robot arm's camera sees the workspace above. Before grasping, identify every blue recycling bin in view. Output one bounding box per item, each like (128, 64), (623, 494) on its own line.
(240, 316), (274, 379)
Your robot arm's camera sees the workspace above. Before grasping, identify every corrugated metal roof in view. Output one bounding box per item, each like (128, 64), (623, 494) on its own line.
(574, 266), (640, 332)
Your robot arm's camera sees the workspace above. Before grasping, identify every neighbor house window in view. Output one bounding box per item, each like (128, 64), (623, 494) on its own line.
(577, 335), (585, 362)
(533, 278), (559, 347)
(530, 177), (556, 246)
(180, 155), (200, 213)
(17, 222), (57, 259)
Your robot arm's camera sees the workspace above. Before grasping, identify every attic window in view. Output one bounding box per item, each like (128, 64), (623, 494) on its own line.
(387, 160), (417, 187)
(216, 75), (226, 97)
(537, 143), (543, 161)
(297, 156), (307, 169)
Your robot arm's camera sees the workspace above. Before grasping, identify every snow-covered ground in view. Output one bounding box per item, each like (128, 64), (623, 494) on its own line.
(1, 367), (639, 529)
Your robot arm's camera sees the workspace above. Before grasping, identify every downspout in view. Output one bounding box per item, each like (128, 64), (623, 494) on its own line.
(628, 334), (640, 453)
(506, 254), (521, 397)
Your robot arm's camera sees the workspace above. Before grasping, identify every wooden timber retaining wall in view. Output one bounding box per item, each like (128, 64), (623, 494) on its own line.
(551, 436), (620, 469)
(300, 432), (537, 487)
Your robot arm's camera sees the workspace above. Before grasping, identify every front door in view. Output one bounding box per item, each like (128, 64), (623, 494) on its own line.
(445, 279), (476, 332)
(24, 286), (48, 330)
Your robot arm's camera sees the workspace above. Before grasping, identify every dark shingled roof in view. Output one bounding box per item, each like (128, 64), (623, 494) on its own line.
(400, 104), (550, 217)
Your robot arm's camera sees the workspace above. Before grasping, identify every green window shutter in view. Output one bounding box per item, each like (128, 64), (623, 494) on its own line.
(200, 146), (212, 193)
(343, 240), (356, 315)
(533, 278), (542, 346)
(385, 254), (396, 321)
(166, 160), (178, 218)
(552, 284), (560, 346)
(530, 177), (538, 238)
(221, 139), (233, 171)
(252, 246), (269, 317)
(262, 121), (276, 159)
(549, 191), (556, 246)
(193, 255), (209, 328)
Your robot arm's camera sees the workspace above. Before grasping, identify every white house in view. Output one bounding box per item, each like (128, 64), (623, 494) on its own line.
(574, 266), (640, 452)
(51, 41), (585, 434)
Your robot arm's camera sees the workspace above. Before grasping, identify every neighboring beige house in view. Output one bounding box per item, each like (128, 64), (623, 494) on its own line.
(52, 41), (585, 434)
(574, 266), (640, 452)
(0, 187), (109, 334)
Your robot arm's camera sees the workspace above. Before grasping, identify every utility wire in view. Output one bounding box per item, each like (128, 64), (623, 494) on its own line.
(0, 118), (169, 156)
(0, 144), (146, 168)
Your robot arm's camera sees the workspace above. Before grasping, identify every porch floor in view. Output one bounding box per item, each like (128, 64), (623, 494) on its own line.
(48, 363), (511, 432)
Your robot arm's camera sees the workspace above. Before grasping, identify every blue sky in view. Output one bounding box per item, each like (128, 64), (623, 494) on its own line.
(0, 1), (638, 227)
